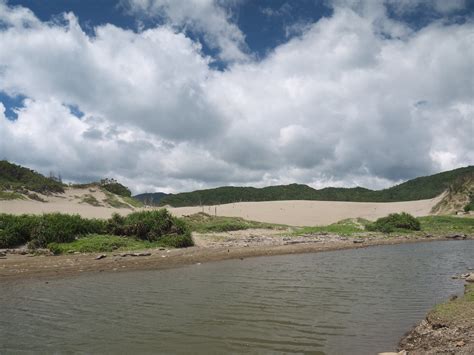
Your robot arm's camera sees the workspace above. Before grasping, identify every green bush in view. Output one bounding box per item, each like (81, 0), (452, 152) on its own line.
(464, 193), (474, 212)
(0, 214), (40, 248)
(0, 213), (106, 248)
(367, 212), (421, 233)
(0, 210), (192, 250)
(100, 178), (131, 197)
(29, 214), (106, 248)
(109, 209), (191, 244)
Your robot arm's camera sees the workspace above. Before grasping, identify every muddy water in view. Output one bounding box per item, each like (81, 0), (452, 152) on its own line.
(1, 241), (473, 354)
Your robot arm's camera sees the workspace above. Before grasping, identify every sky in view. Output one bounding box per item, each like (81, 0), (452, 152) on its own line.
(0, 0), (473, 194)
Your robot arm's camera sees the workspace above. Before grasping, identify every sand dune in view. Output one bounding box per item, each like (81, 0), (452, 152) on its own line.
(0, 188), (443, 226)
(169, 195), (444, 226)
(0, 188), (132, 219)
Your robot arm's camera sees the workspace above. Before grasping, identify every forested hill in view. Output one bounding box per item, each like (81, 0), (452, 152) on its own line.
(0, 160), (65, 194)
(155, 166), (474, 207)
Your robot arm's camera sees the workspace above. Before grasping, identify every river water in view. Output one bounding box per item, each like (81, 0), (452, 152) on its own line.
(1, 241), (473, 354)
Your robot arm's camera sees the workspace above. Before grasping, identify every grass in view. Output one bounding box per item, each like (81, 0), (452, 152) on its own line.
(293, 218), (368, 236)
(183, 212), (285, 233)
(418, 215), (474, 235)
(430, 284), (474, 325)
(0, 191), (25, 200)
(122, 196), (144, 208)
(47, 234), (164, 254)
(81, 194), (102, 207)
(102, 191), (130, 209)
(292, 215), (474, 237)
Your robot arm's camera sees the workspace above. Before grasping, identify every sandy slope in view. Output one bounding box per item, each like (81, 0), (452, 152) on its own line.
(0, 187), (132, 219)
(169, 195), (444, 226)
(1, 187), (443, 226)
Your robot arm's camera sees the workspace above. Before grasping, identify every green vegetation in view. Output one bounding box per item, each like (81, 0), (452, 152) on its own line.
(133, 192), (169, 206)
(418, 215), (474, 235)
(122, 196), (144, 208)
(0, 210), (193, 251)
(183, 212), (283, 233)
(292, 215), (473, 236)
(103, 191), (130, 209)
(431, 284), (474, 324)
(100, 178), (131, 197)
(367, 213), (421, 233)
(294, 218), (368, 236)
(108, 210), (191, 244)
(47, 234), (164, 254)
(0, 213), (105, 248)
(0, 191), (26, 200)
(0, 160), (64, 194)
(158, 166), (474, 207)
(81, 194), (102, 207)
(464, 193), (474, 212)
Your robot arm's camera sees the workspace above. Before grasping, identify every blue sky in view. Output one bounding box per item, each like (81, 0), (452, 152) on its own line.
(0, 0), (473, 193)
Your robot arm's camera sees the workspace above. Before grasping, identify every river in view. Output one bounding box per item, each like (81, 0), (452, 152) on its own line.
(1, 240), (473, 354)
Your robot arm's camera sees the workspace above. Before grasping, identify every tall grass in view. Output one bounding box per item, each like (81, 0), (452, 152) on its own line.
(0, 210), (193, 250)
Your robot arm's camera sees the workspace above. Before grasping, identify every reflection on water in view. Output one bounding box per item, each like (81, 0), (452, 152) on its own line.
(1, 241), (473, 354)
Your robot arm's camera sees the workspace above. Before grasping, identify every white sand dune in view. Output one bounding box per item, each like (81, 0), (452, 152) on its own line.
(0, 188), (443, 226)
(0, 188), (132, 219)
(169, 195), (444, 226)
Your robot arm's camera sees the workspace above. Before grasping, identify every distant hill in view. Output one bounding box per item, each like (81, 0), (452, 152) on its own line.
(134, 192), (169, 205)
(158, 166), (474, 207)
(0, 160), (65, 194)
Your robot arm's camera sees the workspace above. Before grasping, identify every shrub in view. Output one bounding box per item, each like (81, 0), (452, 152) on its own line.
(0, 213), (106, 248)
(0, 214), (40, 248)
(28, 213), (106, 248)
(367, 212), (421, 233)
(100, 178), (131, 197)
(108, 209), (192, 244)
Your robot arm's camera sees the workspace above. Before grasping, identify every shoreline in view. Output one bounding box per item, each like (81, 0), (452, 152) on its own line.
(1, 234), (471, 282)
(398, 283), (474, 354)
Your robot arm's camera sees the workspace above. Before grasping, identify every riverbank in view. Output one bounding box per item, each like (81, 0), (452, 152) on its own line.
(399, 283), (474, 354)
(0, 232), (471, 281)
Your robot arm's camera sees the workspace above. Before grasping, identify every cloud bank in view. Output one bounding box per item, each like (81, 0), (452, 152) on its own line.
(0, 0), (472, 193)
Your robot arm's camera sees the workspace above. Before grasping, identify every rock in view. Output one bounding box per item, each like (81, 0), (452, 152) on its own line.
(353, 239), (365, 244)
(0, 252), (6, 257)
(134, 252), (151, 257)
(466, 274), (474, 283)
(446, 234), (467, 240)
(424, 234), (433, 238)
(456, 340), (465, 347)
(95, 254), (107, 260)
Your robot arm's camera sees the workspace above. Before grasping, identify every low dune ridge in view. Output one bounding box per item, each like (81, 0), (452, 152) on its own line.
(169, 195), (444, 226)
(0, 188), (444, 226)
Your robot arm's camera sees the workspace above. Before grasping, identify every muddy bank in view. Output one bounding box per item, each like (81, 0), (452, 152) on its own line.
(0, 232), (470, 281)
(399, 283), (474, 354)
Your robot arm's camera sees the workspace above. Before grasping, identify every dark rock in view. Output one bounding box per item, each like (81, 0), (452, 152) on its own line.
(353, 239), (365, 244)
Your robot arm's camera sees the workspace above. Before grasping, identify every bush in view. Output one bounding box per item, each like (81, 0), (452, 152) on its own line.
(367, 212), (421, 233)
(0, 214), (40, 248)
(0, 210), (192, 250)
(100, 178), (131, 197)
(0, 213), (106, 248)
(28, 214), (106, 248)
(109, 209), (192, 244)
